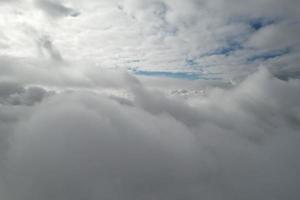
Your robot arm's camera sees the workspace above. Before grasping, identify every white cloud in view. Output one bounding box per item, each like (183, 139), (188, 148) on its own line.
(0, 0), (298, 79)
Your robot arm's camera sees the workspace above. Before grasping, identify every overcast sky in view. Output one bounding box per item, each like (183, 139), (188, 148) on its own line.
(0, 0), (300, 200)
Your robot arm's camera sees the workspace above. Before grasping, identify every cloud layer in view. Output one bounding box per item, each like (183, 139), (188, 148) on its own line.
(0, 69), (300, 200)
(0, 0), (299, 80)
(0, 1), (300, 199)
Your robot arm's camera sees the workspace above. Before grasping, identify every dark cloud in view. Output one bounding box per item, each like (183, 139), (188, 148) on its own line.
(0, 69), (299, 200)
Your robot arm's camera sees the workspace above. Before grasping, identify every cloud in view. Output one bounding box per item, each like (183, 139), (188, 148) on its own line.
(246, 21), (300, 50)
(0, 69), (300, 200)
(0, 1), (300, 199)
(0, 56), (134, 89)
(0, 0), (299, 80)
(37, 35), (63, 61)
(35, 0), (80, 18)
(0, 80), (54, 106)
(0, 0), (18, 4)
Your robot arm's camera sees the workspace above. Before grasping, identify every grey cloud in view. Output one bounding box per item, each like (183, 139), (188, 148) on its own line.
(0, 82), (53, 183)
(6, 86), (54, 106)
(35, 0), (80, 18)
(0, 81), (24, 99)
(0, 0), (18, 4)
(0, 69), (300, 200)
(37, 35), (63, 61)
(0, 81), (54, 106)
(204, 0), (300, 19)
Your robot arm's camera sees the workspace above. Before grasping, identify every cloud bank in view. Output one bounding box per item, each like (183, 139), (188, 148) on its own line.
(0, 69), (299, 200)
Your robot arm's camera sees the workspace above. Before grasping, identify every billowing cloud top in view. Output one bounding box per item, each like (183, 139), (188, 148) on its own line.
(0, 1), (300, 200)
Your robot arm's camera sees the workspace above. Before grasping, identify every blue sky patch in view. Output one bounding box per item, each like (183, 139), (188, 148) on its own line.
(249, 18), (276, 30)
(203, 41), (242, 57)
(130, 69), (221, 80)
(247, 48), (290, 62)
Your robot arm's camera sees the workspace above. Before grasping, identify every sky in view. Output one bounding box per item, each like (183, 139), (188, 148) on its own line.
(0, 0), (300, 200)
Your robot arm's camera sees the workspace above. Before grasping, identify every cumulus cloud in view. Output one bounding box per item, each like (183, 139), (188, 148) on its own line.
(0, 69), (300, 200)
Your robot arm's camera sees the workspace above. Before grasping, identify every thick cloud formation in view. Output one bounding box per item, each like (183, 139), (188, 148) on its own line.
(0, 69), (300, 200)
